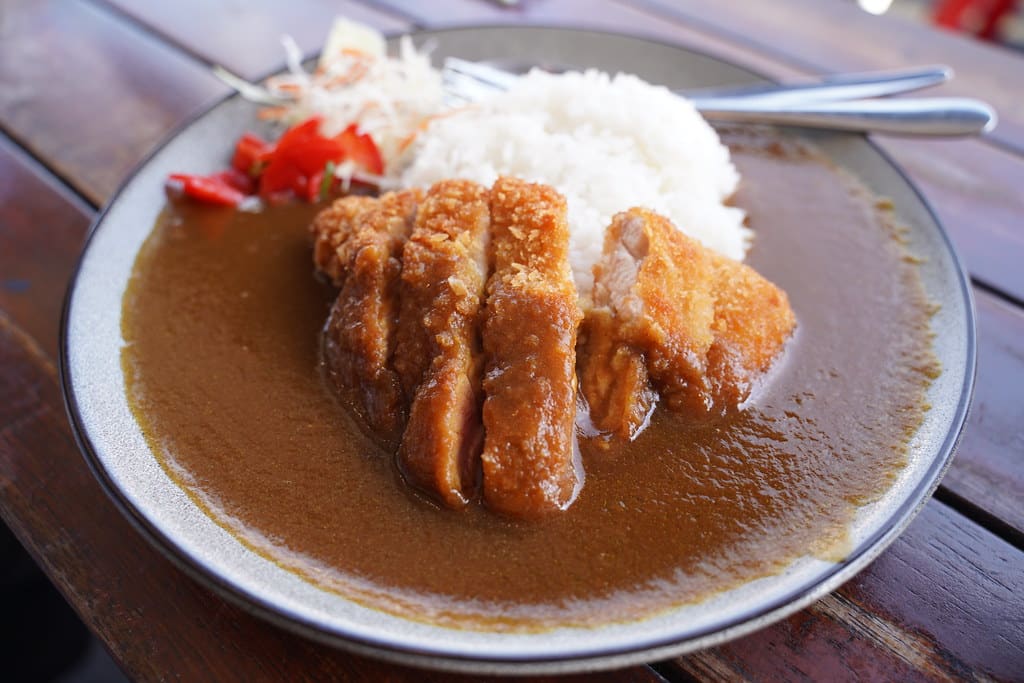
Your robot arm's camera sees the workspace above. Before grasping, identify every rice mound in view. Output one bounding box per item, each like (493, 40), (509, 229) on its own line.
(400, 69), (751, 299)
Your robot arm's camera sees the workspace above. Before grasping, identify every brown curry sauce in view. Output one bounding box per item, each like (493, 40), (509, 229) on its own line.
(121, 133), (938, 631)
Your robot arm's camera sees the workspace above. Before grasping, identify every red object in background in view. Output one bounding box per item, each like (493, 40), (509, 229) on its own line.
(934, 0), (1018, 40)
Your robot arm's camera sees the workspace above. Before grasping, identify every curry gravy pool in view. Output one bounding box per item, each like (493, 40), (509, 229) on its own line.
(121, 135), (938, 631)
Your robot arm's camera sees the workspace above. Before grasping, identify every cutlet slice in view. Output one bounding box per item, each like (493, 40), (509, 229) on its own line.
(481, 177), (583, 518)
(595, 208), (717, 414)
(320, 190), (421, 442)
(577, 308), (658, 441)
(705, 251), (796, 410)
(396, 180), (490, 508)
(310, 195), (379, 286)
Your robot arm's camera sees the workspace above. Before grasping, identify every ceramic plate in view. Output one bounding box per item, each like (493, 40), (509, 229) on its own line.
(61, 26), (975, 674)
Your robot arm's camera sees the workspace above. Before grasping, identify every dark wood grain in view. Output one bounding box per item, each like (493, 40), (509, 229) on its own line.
(92, 0), (412, 80)
(876, 136), (1024, 300)
(0, 311), (667, 682)
(0, 0), (227, 206)
(367, 0), (815, 73)
(941, 289), (1024, 534)
(672, 501), (1024, 682)
(0, 137), (91, 359)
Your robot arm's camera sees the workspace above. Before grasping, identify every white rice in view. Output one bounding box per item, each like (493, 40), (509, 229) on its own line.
(400, 69), (751, 299)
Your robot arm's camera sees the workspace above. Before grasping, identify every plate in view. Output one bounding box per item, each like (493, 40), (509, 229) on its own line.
(61, 26), (975, 674)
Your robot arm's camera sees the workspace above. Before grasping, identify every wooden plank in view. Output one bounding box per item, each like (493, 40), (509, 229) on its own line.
(631, 0), (1024, 152)
(0, 0), (227, 206)
(940, 289), (1024, 534)
(365, 0), (812, 73)
(0, 137), (92, 359)
(876, 136), (1024, 301)
(92, 0), (412, 81)
(670, 500), (1024, 682)
(0, 313), (666, 682)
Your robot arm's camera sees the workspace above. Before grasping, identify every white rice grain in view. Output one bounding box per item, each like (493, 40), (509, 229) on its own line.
(400, 69), (751, 300)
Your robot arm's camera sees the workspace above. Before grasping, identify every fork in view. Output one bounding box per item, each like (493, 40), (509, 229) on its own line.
(442, 57), (996, 136)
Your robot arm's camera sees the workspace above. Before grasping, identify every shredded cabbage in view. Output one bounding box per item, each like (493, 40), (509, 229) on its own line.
(234, 19), (445, 186)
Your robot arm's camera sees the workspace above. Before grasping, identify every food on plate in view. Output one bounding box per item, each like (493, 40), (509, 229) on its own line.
(166, 18), (442, 206)
(705, 247), (799, 410)
(167, 118), (385, 206)
(394, 180), (490, 508)
(311, 177), (794, 512)
(401, 68), (750, 299)
(480, 177), (583, 517)
(585, 208), (795, 420)
(576, 308), (658, 440)
(122, 20), (939, 630)
(125, 128), (938, 630)
(319, 190), (421, 439)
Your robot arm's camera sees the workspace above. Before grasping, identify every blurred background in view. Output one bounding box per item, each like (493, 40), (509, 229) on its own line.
(872, 0), (1023, 46)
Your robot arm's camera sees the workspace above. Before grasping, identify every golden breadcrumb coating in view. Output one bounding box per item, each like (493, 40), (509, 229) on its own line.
(396, 180), (490, 508)
(481, 177), (583, 518)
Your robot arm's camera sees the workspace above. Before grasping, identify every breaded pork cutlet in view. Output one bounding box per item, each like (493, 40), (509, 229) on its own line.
(705, 251), (796, 410)
(481, 176), (583, 518)
(318, 190), (421, 442)
(396, 180), (490, 508)
(588, 207), (795, 420)
(577, 308), (658, 441)
(592, 208), (717, 415)
(310, 195), (378, 286)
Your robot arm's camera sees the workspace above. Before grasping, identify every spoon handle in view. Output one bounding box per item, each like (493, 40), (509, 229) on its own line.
(697, 97), (996, 136)
(688, 65), (952, 106)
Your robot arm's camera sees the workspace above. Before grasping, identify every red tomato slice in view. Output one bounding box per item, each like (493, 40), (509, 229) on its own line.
(213, 168), (255, 194)
(231, 132), (273, 175)
(259, 117), (346, 199)
(167, 173), (246, 206)
(336, 124), (383, 176)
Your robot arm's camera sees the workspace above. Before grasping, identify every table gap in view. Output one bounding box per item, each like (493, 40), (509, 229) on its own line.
(971, 277), (1024, 311)
(76, 0), (217, 75)
(0, 130), (99, 213)
(933, 486), (1024, 551)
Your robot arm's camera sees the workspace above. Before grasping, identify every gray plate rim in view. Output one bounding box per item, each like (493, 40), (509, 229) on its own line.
(59, 24), (976, 674)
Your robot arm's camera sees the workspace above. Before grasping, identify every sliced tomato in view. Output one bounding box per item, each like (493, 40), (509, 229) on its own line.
(259, 117), (346, 199)
(167, 173), (246, 206)
(213, 168), (255, 194)
(231, 132), (274, 176)
(306, 168), (326, 203)
(336, 124), (383, 176)
(168, 117), (383, 207)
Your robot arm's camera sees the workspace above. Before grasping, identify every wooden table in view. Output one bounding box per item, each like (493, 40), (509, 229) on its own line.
(1, 1), (1021, 680)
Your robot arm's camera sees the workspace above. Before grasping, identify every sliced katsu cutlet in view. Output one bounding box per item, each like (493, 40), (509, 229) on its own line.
(595, 208), (717, 414)
(396, 180), (490, 508)
(705, 251), (796, 411)
(481, 176), (583, 518)
(310, 195), (379, 286)
(577, 308), (658, 441)
(320, 189), (422, 442)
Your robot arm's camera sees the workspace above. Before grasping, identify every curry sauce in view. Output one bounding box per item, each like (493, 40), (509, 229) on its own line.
(121, 134), (938, 631)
